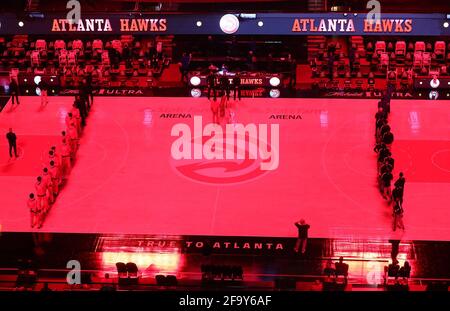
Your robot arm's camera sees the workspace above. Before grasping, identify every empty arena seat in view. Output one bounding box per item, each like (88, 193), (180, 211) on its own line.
(375, 41), (386, 55)
(101, 51), (110, 66)
(344, 79), (351, 91)
(92, 39), (103, 51)
(387, 71), (397, 83)
(406, 42), (414, 52)
(380, 52), (389, 66)
(413, 52), (423, 69)
(67, 50), (77, 66)
(390, 52), (396, 63)
(115, 262), (127, 278)
(384, 262), (400, 285)
(72, 39), (83, 51)
(155, 275), (166, 285)
(126, 262), (138, 278)
(404, 52), (413, 65)
(35, 39), (47, 51)
(400, 73), (409, 90)
(422, 52), (431, 67)
(420, 66), (428, 75)
(334, 262), (349, 285)
(395, 41), (406, 57)
(58, 49), (68, 66)
(156, 41), (163, 55)
(435, 41), (446, 59)
(415, 41), (425, 53)
(30, 50), (40, 67)
(54, 40), (66, 50)
(165, 275), (178, 286)
(387, 42), (394, 52)
(111, 39), (122, 53)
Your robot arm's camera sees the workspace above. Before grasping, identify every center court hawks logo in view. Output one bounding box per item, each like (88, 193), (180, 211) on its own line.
(170, 116), (280, 184)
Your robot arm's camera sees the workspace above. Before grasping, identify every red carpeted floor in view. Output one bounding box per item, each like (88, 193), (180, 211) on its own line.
(0, 96), (449, 241)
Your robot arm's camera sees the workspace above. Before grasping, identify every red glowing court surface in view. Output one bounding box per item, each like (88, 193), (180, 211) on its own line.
(1, 96), (449, 241)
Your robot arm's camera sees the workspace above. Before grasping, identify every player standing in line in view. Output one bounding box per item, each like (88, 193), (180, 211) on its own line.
(393, 201), (405, 231)
(385, 155), (395, 171)
(68, 123), (79, 157)
(391, 186), (403, 208)
(35, 176), (48, 216)
(377, 144), (391, 170)
(42, 167), (54, 205)
(380, 169), (393, 200)
(65, 112), (74, 129)
(49, 160), (61, 197)
(48, 148), (60, 168)
(80, 79), (91, 113)
(71, 103), (82, 136)
(219, 94), (227, 118)
(220, 75), (230, 101)
(61, 139), (72, 180)
(28, 193), (39, 228)
(382, 129), (394, 148)
(75, 96), (87, 127)
(233, 74), (241, 101)
(39, 78), (48, 106)
(207, 73), (217, 101)
(65, 112), (78, 155)
(394, 172), (406, 205)
(379, 158), (393, 176)
(211, 99), (220, 124)
(83, 77), (94, 108)
(61, 130), (67, 144)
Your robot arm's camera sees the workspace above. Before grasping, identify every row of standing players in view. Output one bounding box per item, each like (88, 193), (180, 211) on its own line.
(27, 86), (94, 228)
(207, 73), (242, 102)
(373, 90), (406, 232)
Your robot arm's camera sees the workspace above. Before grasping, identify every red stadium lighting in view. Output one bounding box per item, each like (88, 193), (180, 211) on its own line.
(190, 76), (201, 86)
(269, 89), (280, 98)
(270, 77), (281, 87)
(190, 88), (202, 98)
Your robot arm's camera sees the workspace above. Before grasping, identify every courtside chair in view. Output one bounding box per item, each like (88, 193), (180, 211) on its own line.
(115, 262), (127, 278)
(415, 41), (426, 53)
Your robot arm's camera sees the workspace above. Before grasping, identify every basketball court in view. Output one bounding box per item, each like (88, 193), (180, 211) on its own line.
(1, 96), (449, 241)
